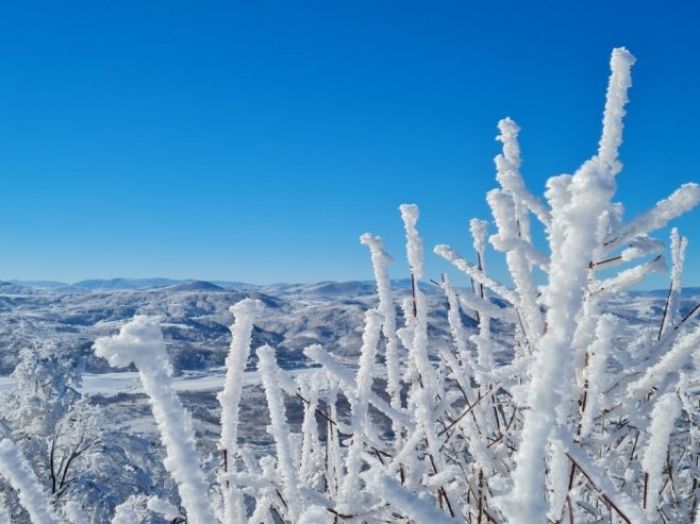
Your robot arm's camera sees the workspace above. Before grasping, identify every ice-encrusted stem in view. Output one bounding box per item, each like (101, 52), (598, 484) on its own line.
(434, 244), (518, 305)
(605, 183), (700, 250)
(325, 386), (342, 498)
(0, 434), (61, 524)
(94, 316), (217, 524)
(299, 380), (322, 488)
(400, 204), (436, 392)
(579, 314), (617, 438)
(258, 345), (302, 521)
(467, 218), (497, 385)
(507, 161), (615, 521)
(340, 308), (383, 509)
(457, 292), (515, 323)
(660, 228), (688, 337)
(495, 117), (551, 232)
(398, 295), (417, 385)
(219, 298), (263, 458)
(360, 233), (402, 411)
(217, 298), (263, 524)
(627, 322), (700, 398)
(597, 47), (636, 174)
(303, 344), (414, 430)
(590, 255), (666, 296)
(505, 47), (635, 523)
(487, 188), (543, 351)
(642, 392), (681, 516)
(561, 436), (648, 523)
(440, 273), (473, 377)
(367, 471), (458, 524)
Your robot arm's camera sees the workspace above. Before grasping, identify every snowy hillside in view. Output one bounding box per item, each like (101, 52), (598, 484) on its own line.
(2, 279), (694, 377)
(0, 279), (454, 375)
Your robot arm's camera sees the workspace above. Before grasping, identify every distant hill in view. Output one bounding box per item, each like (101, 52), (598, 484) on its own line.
(71, 278), (184, 290)
(632, 286), (700, 298)
(9, 280), (67, 289)
(210, 280), (257, 289)
(0, 277), (697, 376)
(169, 280), (225, 292)
(7, 276), (700, 297)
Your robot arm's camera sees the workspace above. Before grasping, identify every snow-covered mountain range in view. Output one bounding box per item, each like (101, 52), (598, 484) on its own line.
(1, 278), (698, 377)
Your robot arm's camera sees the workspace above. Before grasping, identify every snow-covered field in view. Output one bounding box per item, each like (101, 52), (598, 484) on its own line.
(0, 367), (317, 396)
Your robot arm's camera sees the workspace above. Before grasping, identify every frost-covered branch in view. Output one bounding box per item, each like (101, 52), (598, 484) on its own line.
(94, 317), (217, 524)
(597, 47), (636, 174)
(495, 117), (552, 230)
(506, 47), (635, 523)
(360, 233), (402, 412)
(606, 183), (700, 250)
(218, 298), (263, 523)
(258, 345), (303, 521)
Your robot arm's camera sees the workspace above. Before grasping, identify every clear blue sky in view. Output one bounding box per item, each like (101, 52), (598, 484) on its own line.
(0, 1), (698, 287)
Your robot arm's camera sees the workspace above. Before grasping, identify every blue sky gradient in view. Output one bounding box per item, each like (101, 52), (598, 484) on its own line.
(0, 1), (698, 287)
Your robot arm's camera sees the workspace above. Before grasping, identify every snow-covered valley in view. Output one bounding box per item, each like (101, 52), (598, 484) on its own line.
(1, 279), (697, 442)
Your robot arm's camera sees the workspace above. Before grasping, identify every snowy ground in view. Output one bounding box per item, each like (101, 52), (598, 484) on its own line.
(0, 367), (316, 396)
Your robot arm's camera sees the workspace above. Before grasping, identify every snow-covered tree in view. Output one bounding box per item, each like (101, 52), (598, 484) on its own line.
(0, 343), (175, 523)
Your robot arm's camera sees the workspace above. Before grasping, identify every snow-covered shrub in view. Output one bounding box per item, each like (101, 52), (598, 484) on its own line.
(0, 343), (177, 523)
(1, 46), (699, 523)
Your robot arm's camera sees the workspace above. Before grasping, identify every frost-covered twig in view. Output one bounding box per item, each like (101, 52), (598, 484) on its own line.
(495, 117), (552, 231)
(340, 309), (383, 509)
(0, 433), (61, 524)
(605, 183), (700, 250)
(367, 471), (459, 524)
(597, 47), (636, 174)
(590, 255), (666, 296)
(258, 345), (303, 521)
(434, 244), (518, 305)
(219, 299), (263, 459)
(627, 323), (700, 398)
(218, 298), (263, 524)
(579, 314), (617, 438)
(94, 317), (217, 524)
(303, 344), (414, 429)
(401, 204), (437, 392)
(360, 234), (402, 412)
(642, 392), (681, 517)
(487, 188), (542, 348)
(660, 228), (688, 337)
